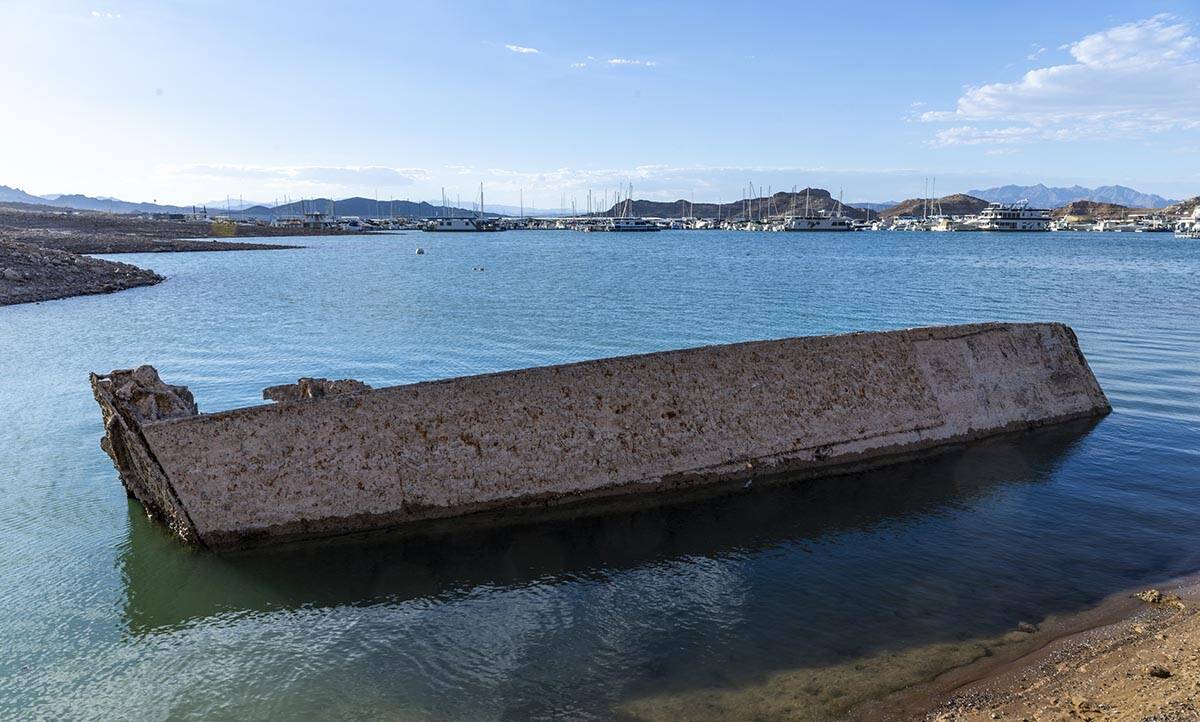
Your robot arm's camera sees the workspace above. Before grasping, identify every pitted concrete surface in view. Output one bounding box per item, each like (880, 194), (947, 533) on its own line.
(92, 323), (1110, 549)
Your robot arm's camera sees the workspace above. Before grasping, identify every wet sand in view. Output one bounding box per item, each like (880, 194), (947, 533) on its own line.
(871, 580), (1200, 721)
(616, 577), (1200, 721)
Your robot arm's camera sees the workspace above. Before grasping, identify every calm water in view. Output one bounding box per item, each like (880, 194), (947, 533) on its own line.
(1, 230), (1198, 720)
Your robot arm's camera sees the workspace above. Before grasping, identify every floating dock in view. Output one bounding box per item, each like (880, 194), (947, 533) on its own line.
(91, 322), (1110, 550)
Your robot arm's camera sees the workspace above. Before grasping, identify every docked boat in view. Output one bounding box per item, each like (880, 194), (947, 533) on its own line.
(583, 216), (660, 232)
(929, 215), (981, 232)
(780, 187), (855, 232)
(977, 201), (1051, 232)
(1176, 208), (1200, 238)
(422, 184), (505, 232)
(780, 213), (854, 231)
(582, 186), (661, 232)
(422, 217), (504, 232)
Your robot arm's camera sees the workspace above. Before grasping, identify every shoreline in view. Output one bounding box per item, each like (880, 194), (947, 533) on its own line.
(851, 574), (1200, 721)
(616, 573), (1200, 721)
(0, 204), (345, 305)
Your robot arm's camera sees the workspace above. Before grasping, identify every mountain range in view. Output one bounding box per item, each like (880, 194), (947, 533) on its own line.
(878, 194), (990, 219)
(967, 184), (1177, 209)
(1, 181), (1188, 219)
(602, 188), (869, 221)
(231, 197), (499, 219)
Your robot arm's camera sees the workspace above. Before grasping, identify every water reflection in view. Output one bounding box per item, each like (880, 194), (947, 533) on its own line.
(119, 420), (1097, 635)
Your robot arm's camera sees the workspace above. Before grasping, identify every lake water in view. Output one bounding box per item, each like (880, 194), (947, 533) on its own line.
(1, 230), (1198, 720)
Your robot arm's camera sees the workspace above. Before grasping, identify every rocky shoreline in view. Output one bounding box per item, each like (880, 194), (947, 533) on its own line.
(0, 204), (329, 305)
(1, 239), (164, 305)
(846, 578), (1200, 721)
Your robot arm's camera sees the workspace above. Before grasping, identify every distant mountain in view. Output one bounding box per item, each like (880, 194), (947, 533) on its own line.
(0, 185), (192, 214)
(879, 194), (990, 219)
(200, 199), (269, 212)
(968, 184), (1177, 209)
(228, 197), (497, 220)
(849, 201), (900, 212)
(0, 185), (53, 206)
(601, 188), (870, 221)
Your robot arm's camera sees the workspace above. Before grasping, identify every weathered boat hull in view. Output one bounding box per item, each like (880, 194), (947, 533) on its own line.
(91, 322), (1110, 550)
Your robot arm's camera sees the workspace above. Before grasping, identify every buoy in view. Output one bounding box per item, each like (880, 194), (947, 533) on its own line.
(415, 247), (425, 255)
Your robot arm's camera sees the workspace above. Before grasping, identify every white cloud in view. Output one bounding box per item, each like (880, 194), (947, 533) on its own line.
(607, 58), (656, 67)
(923, 14), (1200, 145)
(90, 9), (120, 19)
(504, 44), (539, 55)
(570, 62), (587, 69)
(161, 164), (430, 189)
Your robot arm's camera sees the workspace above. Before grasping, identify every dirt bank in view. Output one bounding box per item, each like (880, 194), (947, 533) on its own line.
(1, 239), (163, 305)
(0, 204), (334, 254)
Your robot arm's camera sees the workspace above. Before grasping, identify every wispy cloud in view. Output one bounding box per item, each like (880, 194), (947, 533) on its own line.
(607, 58), (656, 67)
(90, 9), (121, 19)
(923, 14), (1200, 146)
(504, 44), (540, 55)
(161, 164), (430, 189)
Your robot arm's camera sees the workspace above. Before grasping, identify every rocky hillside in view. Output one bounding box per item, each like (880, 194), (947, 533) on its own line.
(879, 194), (989, 219)
(601, 188), (868, 221)
(1051, 200), (1143, 220)
(1164, 196), (1200, 217)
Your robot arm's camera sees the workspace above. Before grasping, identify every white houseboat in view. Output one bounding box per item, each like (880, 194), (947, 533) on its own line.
(977, 201), (1051, 232)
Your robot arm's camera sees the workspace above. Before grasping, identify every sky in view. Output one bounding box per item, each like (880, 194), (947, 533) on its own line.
(1, 0), (1198, 206)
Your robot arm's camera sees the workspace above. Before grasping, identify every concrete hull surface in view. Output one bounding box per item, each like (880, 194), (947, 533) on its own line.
(91, 323), (1110, 550)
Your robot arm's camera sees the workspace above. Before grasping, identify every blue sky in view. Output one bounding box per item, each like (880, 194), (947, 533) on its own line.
(2, 0), (1198, 206)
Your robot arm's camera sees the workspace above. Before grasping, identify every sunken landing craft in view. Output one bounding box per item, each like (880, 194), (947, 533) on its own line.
(91, 322), (1110, 551)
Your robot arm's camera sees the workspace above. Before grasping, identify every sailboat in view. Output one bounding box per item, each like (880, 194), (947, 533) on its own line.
(780, 188), (854, 231)
(423, 184), (505, 232)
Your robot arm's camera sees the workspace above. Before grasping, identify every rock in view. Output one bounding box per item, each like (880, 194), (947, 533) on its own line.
(94, 365), (199, 424)
(262, 377), (373, 402)
(3, 267), (22, 281)
(1017, 622), (1038, 634)
(1147, 664), (1172, 678)
(1137, 589), (1163, 604)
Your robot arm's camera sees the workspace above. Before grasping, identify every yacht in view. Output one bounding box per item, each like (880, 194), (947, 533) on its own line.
(929, 216), (980, 232)
(977, 201), (1050, 232)
(779, 187), (855, 232)
(780, 213), (855, 231)
(423, 217), (503, 232)
(583, 216), (660, 232)
(583, 187), (660, 232)
(1175, 208), (1200, 238)
(422, 184), (505, 232)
